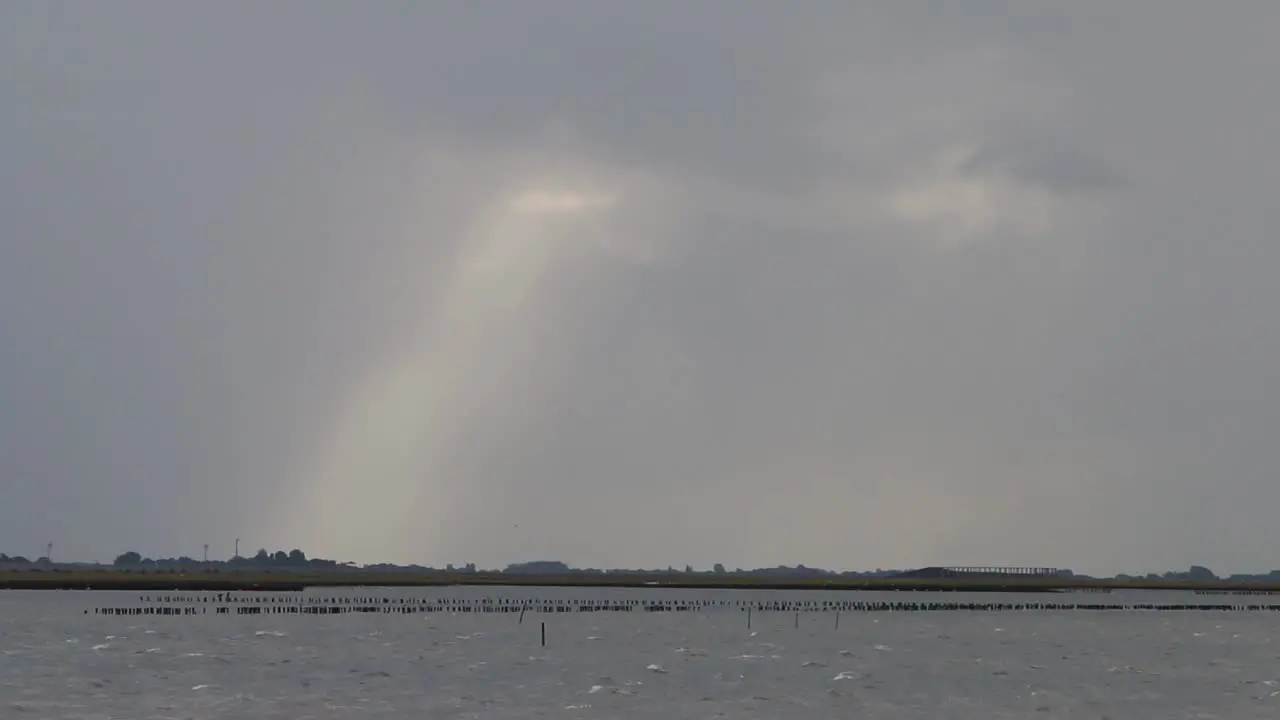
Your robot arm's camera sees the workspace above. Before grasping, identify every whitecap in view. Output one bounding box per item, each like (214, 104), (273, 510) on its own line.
(646, 664), (668, 674)
(588, 685), (632, 696)
(833, 671), (858, 681)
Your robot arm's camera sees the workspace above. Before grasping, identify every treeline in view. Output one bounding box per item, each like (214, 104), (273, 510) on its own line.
(500, 561), (905, 577)
(1111, 565), (1280, 583)
(502, 563), (1280, 582)
(5, 552), (1279, 582)
(0, 553), (42, 565)
(109, 549), (345, 570)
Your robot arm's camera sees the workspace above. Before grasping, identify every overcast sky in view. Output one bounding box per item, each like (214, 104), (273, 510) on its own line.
(1, 3), (1276, 576)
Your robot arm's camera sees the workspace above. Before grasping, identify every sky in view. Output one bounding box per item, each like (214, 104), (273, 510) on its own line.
(1, 3), (1277, 577)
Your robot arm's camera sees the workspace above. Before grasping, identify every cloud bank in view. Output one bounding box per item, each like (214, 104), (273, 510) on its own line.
(1, 3), (1276, 575)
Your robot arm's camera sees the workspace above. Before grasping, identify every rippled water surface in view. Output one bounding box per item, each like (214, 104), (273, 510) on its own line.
(3, 587), (1280, 718)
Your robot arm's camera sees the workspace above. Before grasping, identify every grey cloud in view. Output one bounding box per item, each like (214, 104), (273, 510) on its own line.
(0, 2), (1277, 575)
(960, 141), (1123, 194)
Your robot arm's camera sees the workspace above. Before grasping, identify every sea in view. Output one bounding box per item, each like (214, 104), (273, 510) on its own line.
(3, 586), (1280, 719)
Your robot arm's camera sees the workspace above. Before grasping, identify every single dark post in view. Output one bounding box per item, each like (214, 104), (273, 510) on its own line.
(541, 622), (546, 647)
(747, 607), (752, 629)
(795, 612), (799, 629)
(835, 611), (840, 630)
(519, 605), (526, 624)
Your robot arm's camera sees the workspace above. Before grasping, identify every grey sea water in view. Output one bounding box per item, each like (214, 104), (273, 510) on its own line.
(3, 587), (1280, 719)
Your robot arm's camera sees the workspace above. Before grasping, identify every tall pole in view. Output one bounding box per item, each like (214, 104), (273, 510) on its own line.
(234, 538), (240, 559)
(203, 544), (209, 563)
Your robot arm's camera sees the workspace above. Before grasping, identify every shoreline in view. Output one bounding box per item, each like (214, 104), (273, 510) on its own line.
(3, 571), (1279, 593)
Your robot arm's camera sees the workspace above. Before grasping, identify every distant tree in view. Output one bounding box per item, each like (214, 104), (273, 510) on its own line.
(272, 550), (288, 564)
(684, 565), (693, 573)
(713, 563), (726, 574)
(1188, 565), (1216, 581)
(287, 549), (307, 565)
(253, 549), (270, 564)
(114, 551), (143, 567)
(505, 561), (570, 574)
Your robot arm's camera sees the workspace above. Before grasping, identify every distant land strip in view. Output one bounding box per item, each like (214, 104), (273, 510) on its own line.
(6, 570), (1280, 593)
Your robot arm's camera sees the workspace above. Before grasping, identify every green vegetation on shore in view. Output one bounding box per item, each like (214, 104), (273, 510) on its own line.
(5, 547), (1276, 592)
(5, 569), (1280, 593)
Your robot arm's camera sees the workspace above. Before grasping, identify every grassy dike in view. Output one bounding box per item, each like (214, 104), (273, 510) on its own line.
(3, 570), (1279, 593)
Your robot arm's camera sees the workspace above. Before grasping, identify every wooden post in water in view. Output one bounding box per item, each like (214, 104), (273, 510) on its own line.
(747, 607), (752, 629)
(835, 611), (840, 630)
(541, 622), (546, 647)
(519, 605), (526, 624)
(794, 612), (799, 629)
